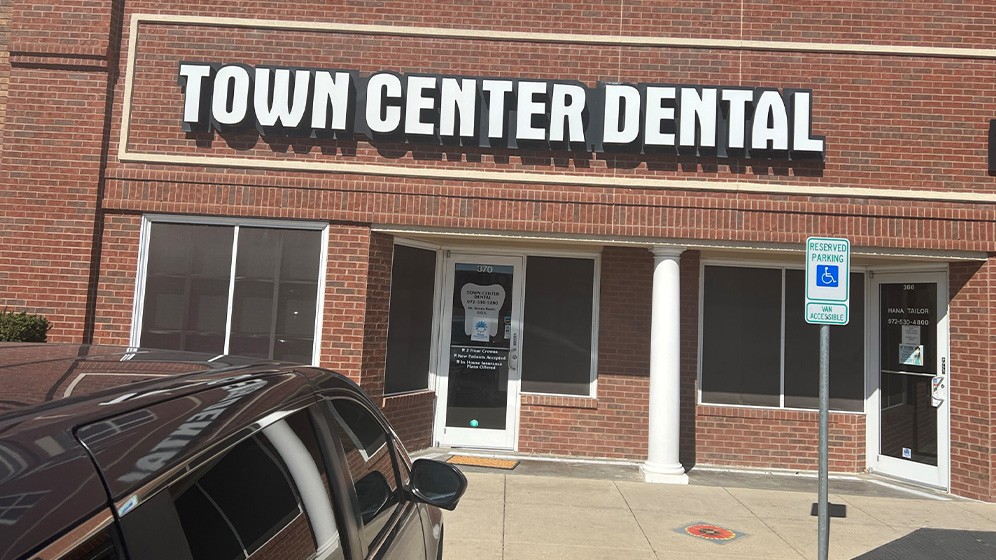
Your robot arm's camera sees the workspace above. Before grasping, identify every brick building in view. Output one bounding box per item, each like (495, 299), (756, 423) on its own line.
(1, 2), (995, 501)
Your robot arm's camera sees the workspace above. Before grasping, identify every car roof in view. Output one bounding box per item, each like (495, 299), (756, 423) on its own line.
(0, 343), (284, 412)
(0, 343), (356, 560)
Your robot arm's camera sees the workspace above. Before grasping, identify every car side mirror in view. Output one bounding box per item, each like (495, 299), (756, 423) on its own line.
(409, 458), (468, 511)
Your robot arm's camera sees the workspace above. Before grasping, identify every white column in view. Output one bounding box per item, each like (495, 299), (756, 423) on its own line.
(641, 246), (689, 484)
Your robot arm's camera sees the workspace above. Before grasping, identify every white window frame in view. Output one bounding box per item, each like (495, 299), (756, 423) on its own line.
(697, 258), (866, 414)
(131, 214), (329, 366)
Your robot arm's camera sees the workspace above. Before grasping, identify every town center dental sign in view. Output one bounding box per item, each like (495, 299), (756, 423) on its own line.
(805, 237), (850, 325)
(177, 63), (826, 158)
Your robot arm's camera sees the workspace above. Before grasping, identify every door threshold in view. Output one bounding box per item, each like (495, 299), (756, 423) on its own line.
(867, 470), (949, 497)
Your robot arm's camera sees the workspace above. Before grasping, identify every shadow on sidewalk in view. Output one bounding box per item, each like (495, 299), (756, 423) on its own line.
(853, 528), (996, 559)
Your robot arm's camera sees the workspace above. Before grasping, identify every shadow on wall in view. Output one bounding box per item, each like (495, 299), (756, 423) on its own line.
(188, 130), (826, 178)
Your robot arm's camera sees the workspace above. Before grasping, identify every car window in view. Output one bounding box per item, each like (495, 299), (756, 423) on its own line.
(119, 408), (345, 560)
(328, 398), (403, 549)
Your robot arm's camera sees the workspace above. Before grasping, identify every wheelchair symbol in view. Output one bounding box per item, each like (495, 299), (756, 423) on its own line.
(816, 265), (839, 287)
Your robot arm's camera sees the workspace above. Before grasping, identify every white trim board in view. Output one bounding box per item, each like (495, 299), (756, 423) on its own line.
(377, 225), (989, 261)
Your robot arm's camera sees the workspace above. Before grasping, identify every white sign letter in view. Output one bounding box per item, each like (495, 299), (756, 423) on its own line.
(440, 77), (477, 137)
(481, 80), (513, 138)
(679, 87), (717, 148)
(254, 68), (311, 128)
(516, 81), (548, 141)
(405, 75), (437, 136)
(311, 71), (351, 132)
(602, 84), (640, 144)
(791, 91), (824, 153)
(752, 90), (789, 150)
(721, 89), (754, 150)
(178, 63), (212, 126)
(366, 73), (403, 134)
(644, 86), (676, 146)
(549, 83), (586, 143)
(212, 65), (251, 126)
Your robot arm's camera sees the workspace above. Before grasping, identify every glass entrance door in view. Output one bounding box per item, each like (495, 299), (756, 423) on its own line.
(434, 255), (522, 449)
(870, 271), (949, 488)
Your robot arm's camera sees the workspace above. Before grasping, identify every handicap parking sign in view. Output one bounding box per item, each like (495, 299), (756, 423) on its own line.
(816, 265), (839, 288)
(806, 237), (849, 325)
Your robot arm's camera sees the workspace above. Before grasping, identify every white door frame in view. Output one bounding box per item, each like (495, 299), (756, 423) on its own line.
(866, 268), (950, 489)
(433, 253), (524, 450)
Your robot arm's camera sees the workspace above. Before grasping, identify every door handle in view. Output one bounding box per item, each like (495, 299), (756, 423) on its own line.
(509, 332), (518, 370)
(931, 376), (945, 408)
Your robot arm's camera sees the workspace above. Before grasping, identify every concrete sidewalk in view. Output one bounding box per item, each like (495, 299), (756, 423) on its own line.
(429, 453), (996, 559)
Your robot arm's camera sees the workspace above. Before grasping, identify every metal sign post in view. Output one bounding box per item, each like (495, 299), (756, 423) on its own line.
(818, 323), (830, 560)
(805, 237), (850, 560)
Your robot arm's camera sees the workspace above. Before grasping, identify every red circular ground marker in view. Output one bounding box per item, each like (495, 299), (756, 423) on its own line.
(684, 523), (738, 541)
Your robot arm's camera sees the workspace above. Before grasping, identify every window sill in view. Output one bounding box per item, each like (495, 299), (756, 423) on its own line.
(696, 403), (866, 421)
(520, 393), (598, 410)
(381, 389), (435, 407)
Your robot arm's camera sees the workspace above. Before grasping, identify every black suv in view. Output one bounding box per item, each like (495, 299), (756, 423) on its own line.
(0, 344), (466, 560)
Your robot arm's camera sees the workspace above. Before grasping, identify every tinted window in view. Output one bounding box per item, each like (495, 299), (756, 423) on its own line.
(784, 270), (865, 411)
(175, 487), (241, 560)
(329, 399), (402, 548)
(230, 227), (321, 363)
(141, 223), (233, 353)
(521, 256), (595, 395)
(189, 436), (300, 553)
(384, 244), (437, 394)
(701, 266), (782, 406)
(701, 265), (866, 411)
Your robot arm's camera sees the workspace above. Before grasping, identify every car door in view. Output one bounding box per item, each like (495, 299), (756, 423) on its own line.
(322, 394), (427, 560)
(77, 375), (352, 560)
(114, 406), (351, 560)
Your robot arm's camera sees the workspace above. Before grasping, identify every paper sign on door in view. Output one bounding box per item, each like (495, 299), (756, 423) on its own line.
(461, 283), (506, 342)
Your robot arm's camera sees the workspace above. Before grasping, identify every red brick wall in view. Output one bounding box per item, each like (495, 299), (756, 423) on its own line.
(679, 250), (700, 464)
(0, 66), (107, 340)
(596, 247), (653, 378)
(1, 0), (123, 341)
(8, 0), (115, 57)
(317, 226), (374, 381)
(91, 214), (142, 346)
(359, 232), (393, 400)
(950, 259), (995, 502)
(694, 407), (866, 471)
(0, 0), (10, 158)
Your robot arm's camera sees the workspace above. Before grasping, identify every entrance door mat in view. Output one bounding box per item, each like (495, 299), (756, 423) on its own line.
(853, 528), (996, 560)
(446, 455), (519, 470)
